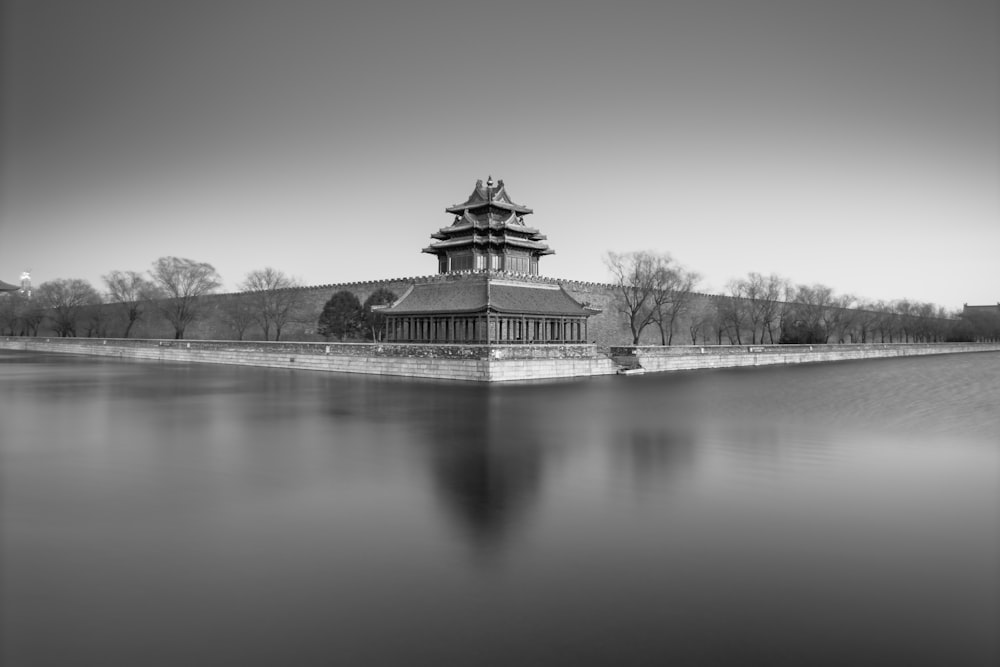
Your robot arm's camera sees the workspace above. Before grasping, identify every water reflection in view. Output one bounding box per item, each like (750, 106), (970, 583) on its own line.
(2, 351), (998, 666)
(419, 392), (543, 555)
(614, 427), (698, 490)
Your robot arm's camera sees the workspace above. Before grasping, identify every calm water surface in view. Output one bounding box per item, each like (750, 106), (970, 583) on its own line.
(2, 351), (998, 666)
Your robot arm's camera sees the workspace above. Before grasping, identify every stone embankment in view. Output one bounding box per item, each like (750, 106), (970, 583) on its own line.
(0, 337), (617, 382)
(3, 337), (998, 382)
(610, 342), (1000, 373)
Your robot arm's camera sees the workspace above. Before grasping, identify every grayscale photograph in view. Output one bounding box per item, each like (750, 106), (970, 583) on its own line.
(1, 1), (998, 665)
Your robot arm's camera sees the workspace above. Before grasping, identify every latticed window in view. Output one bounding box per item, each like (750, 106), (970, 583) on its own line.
(451, 253), (474, 272)
(506, 254), (529, 274)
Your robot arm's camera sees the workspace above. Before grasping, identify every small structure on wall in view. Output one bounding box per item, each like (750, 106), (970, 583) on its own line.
(383, 178), (598, 343)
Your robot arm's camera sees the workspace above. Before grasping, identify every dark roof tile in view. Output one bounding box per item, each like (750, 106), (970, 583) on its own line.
(383, 276), (597, 316)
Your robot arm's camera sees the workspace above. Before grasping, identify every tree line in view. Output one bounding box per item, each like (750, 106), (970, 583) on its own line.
(0, 256), (402, 343)
(605, 250), (988, 345)
(0, 257), (301, 340)
(2, 251), (992, 344)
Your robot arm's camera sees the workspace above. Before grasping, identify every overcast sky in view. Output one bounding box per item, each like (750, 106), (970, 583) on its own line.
(1, 0), (997, 309)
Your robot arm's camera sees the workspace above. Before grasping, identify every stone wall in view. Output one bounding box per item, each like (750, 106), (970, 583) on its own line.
(0, 337), (618, 382)
(611, 342), (1000, 372)
(5, 336), (997, 382)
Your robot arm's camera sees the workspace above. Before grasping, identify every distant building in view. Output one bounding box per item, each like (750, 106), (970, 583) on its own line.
(962, 303), (1000, 317)
(383, 178), (599, 343)
(0, 271), (31, 295)
(961, 303), (1000, 342)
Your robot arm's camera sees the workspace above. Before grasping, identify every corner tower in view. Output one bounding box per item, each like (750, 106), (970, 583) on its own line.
(423, 177), (553, 275)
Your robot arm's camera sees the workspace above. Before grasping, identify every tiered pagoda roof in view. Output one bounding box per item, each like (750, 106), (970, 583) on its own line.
(444, 178), (533, 216)
(423, 177), (554, 267)
(381, 179), (600, 343)
(0, 279), (20, 292)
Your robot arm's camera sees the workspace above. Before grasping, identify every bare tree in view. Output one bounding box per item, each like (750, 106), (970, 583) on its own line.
(871, 300), (894, 342)
(724, 282), (754, 344)
(825, 294), (857, 343)
(102, 270), (161, 337)
(81, 303), (114, 338)
(149, 257), (222, 339)
(606, 251), (658, 344)
(217, 295), (256, 340)
(853, 302), (880, 343)
(35, 278), (102, 337)
(651, 265), (700, 345)
(239, 267), (304, 341)
(606, 251), (690, 345)
(20, 298), (44, 336)
(686, 298), (717, 345)
(715, 295), (747, 344)
(725, 273), (791, 344)
(742, 273), (789, 344)
(891, 299), (916, 342)
(783, 284), (836, 344)
(931, 306), (953, 342)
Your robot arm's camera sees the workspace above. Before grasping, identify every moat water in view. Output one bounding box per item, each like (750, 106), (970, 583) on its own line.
(1, 350), (998, 666)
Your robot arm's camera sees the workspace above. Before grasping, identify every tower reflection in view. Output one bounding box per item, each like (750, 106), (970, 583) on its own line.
(418, 388), (544, 558)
